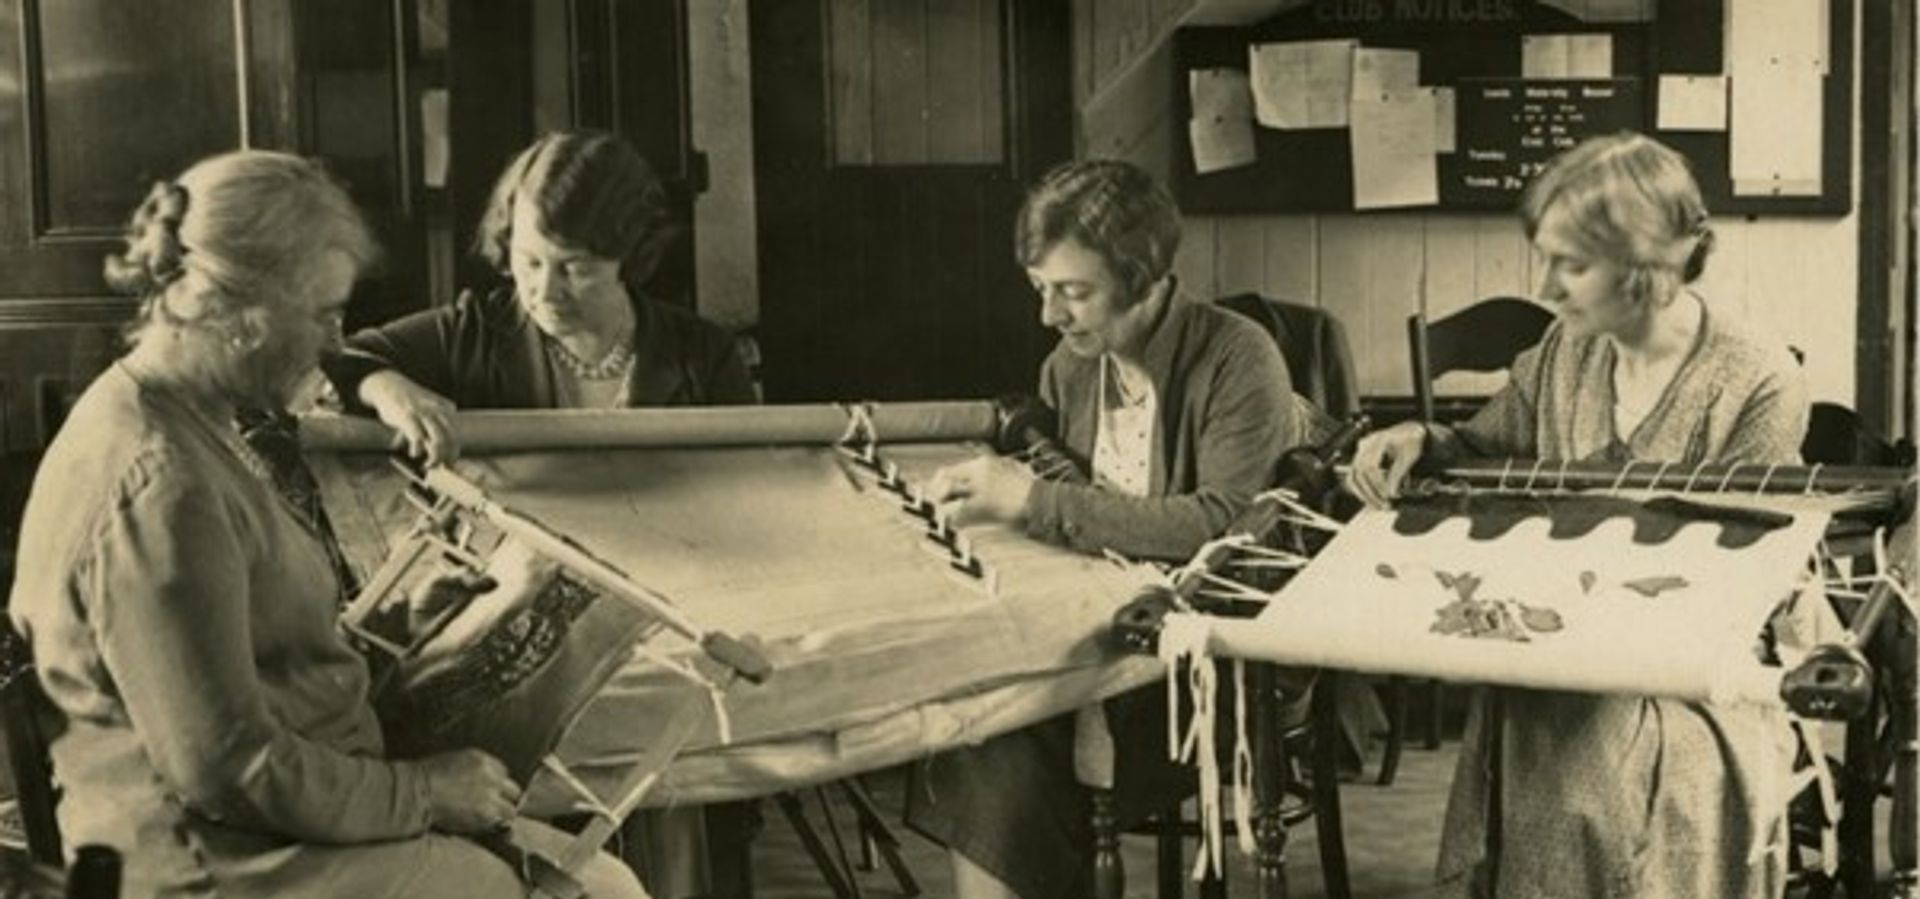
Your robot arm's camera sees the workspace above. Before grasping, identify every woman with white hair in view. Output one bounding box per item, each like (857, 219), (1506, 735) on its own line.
(7, 150), (647, 899)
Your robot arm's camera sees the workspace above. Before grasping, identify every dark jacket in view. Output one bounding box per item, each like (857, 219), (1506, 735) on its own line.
(323, 285), (755, 410)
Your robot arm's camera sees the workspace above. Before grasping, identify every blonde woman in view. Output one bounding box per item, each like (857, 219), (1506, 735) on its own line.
(1348, 132), (1809, 898)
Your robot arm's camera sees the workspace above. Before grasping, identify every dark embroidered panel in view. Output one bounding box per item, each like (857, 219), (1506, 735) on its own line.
(378, 573), (601, 746)
(1391, 493), (1794, 549)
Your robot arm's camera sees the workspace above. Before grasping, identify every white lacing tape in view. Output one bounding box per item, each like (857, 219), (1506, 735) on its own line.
(1172, 533), (1255, 591)
(542, 754), (618, 822)
(1155, 613), (1238, 881)
(1255, 489), (1343, 534)
(1229, 658), (1254, 859)
(1803, 463), (1825, 495)
(836, 402), (878, 447)
(1195, 571), (1273, 603)
(1159, 614), (1210, 755)
(631, 641), (733, 746)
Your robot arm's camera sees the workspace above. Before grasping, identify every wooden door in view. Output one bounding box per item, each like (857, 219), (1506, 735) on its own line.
(0, 0), (427, 449)
(749, 0), (1073, 402)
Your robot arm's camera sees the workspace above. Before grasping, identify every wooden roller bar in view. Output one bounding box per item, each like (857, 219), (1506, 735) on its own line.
(1422, 459), (1914, 497)
(298, 401), (1006, 452)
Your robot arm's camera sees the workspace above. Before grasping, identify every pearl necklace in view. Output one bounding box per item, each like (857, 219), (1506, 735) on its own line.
(545, 333), (636, 381)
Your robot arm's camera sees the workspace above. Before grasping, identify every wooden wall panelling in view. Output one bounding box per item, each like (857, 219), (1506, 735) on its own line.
(1259, 215), (1316, 304)
(828, 0), (875, 165)
(1694, 218), (1753, 327)
(1213, 216), (1267, 298)
(1469, 214), (1528, 301)
(872, 0), (929, 164)
(1173, 217), (1218, 301)
(1312, 215), (1376, 386)
(925, 0), (1001, 164)
(1421, 217), (1478, 318)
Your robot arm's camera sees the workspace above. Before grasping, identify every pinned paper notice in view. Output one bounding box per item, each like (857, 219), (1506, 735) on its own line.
(1189, 68), (1257, 174)
(1657, 75), (1727, 132)
(1249, 39), (1356, 129)
(1191, 68), (1253, 123)
(1728, 0), (1827, 74)
(1730, 65), (1822, 196)
(1190, 116), (1257, 174)
(1352, 47), (1420, 98)
(1351, 89), (1438, 210)
(1523, 34), (1613, 79)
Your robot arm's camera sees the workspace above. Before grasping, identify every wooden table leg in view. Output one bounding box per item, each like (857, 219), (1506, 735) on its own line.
(1889, 607), (1918, 899)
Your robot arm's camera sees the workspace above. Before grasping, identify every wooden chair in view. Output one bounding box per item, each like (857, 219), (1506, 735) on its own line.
(1118, 669), (1351, 899)
(1380, 298), (1555, 786)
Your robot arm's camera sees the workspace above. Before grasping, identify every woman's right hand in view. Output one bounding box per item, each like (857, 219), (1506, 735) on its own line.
(1345, 421), (1429, 508)
(417, 748), (521, 834)
(358, 371), (459, 467)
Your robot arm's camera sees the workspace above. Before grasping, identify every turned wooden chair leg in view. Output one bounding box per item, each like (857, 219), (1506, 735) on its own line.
(1250, 662), (1290, 899)
(1091, 786), (1123, 899)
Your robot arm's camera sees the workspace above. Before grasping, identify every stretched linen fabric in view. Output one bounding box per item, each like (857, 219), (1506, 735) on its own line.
(1198, 496), (1829, 704)
(308, 412), (1164, 809)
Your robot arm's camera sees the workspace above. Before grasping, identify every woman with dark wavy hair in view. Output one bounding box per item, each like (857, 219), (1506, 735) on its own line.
(324, 130), (753, 465)
(8, 149), (646, 898)
(907, 158), (1305, 899)
(1349, 132), (1809, 898)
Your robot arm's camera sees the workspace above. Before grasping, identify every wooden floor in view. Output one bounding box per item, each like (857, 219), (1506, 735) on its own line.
(739, 741), (1459, 899)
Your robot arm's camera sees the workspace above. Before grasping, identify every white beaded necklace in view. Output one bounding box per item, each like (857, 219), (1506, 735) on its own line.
(545, 332), (636, 381)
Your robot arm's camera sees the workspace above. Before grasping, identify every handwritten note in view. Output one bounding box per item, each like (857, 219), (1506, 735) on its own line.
(1351, 88), (1438, 209)
(1352, 47), (1420, 98)
(1730, 65), (1822, 196)
(1249, 39), (1356, 129)
(1657, 75), (1727, 132)
(1728, 0), (1827, 75)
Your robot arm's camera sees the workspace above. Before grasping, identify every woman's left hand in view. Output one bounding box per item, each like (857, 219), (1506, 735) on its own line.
(359, 370), (460, 467)
(926, 455), (1036, 527)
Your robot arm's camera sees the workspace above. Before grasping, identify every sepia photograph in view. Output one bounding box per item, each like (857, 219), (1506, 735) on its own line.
(0, 1), (1913, 897)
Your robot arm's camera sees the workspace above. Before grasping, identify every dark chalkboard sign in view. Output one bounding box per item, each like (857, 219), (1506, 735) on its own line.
(1449, 77), (1642, 206)
(1172, 0), (1852, 216)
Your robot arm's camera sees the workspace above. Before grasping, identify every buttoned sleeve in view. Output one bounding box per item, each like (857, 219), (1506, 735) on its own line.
(85, 457), (433, 844)
(1024, 326), (1295, 561)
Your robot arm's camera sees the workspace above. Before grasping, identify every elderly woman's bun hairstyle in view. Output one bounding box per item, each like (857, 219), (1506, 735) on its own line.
(1519, 132), (1714, 305)
(105, 151), (378, 346)
(472, 130), (681, 294)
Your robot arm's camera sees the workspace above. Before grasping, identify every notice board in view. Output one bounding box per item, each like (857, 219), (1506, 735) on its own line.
(1173, 0), (1851, 216)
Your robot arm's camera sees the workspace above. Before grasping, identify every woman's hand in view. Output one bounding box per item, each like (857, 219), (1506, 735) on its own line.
(417, 748), (522, 834)
(358, 371), (459, 467)
(1345, 421), (1429, 508)
(926, 455), (1037, 527)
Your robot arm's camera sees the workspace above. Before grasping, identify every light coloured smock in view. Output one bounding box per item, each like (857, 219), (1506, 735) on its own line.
(1426, 297), (1810, 899)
